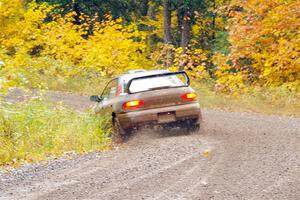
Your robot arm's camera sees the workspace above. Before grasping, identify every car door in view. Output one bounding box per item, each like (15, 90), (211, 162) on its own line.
(96, 78), (119, 115)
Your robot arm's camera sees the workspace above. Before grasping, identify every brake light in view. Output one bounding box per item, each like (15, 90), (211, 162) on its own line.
(123, 100), (144, 109)
(181, 93), (197, 101)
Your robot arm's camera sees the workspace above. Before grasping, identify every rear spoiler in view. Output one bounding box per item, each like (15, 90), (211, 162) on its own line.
(126, 71), (190, 94)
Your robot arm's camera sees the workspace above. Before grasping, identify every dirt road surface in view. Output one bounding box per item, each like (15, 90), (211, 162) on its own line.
(1, 90), (299, 200)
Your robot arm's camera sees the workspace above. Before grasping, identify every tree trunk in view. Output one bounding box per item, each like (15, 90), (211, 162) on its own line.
(163, 0), (173, 68)
(179, 8), (192, 71)
(181, 10), (191, 50)
(177, 0), (184, 47)
(211, 0), (216, 51)
(163, 0), (172, 45)
(70, 0), (81, 25)
(147, 1), (156, 20)
(142, 0), (149, 16)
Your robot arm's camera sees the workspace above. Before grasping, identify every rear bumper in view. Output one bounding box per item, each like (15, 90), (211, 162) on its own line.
(117, 103), (202, 129)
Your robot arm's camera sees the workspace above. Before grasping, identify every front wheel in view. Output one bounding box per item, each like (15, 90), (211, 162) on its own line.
(112, 117), (131, 143)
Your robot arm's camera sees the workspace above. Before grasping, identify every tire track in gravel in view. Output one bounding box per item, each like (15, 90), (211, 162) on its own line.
(150, 141), (222, 200)
(28, 134), (212, 200)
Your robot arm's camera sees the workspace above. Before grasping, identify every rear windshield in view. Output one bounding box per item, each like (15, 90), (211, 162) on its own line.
(128, 73), (188, 93)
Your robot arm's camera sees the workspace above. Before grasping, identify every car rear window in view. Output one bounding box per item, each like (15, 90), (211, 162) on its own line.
(128, 73), (188, 93)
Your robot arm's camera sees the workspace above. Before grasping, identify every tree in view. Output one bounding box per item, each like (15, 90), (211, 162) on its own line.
(214, 0), (300, 92)
(177, 0), (192, 70)
(163, 0), (173, 68)
(34, 0), (151, 20)
(163, 0), (172, 44)
(180, 0), (192, 50)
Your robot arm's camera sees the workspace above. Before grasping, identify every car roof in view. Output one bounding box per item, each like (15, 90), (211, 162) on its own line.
(118, 70), (170, 83)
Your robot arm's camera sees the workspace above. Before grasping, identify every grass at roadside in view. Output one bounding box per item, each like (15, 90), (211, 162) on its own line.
(36, 73), (299, 117)
(22, 68), (108, 96)
(193, 82), (300, 117)
(0, 98), (111, 166)
(23, 71), (300, 117)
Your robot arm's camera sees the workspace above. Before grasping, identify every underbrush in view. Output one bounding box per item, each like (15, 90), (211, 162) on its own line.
(0, 98), (111, 166)
(193, 82), (300, 117)
(18, 71), (300, 117)
(21, 67), (108, 96)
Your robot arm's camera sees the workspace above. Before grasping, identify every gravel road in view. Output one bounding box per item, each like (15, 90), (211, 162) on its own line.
(0, 90), (299, 200)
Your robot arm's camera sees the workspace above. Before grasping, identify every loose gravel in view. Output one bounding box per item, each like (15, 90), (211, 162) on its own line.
(0, 90), (299, 200)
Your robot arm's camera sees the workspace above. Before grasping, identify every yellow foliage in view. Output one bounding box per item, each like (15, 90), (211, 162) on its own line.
(213, 53), (248, 94)
(0, 0), (299, 96)
(0, 1), (152, 91)
(228, 0), (300, 92)
(171, 47), (209, 80)
(84, 18), (150, 74)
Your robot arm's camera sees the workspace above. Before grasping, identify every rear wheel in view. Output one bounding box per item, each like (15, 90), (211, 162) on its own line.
(183, 119), (200, 134)
(187, 123), (200, 133)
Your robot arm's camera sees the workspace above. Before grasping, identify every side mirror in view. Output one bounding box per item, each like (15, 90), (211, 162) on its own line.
(90, 95), (102, 102)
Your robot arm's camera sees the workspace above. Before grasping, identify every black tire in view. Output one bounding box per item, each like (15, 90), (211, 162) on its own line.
(183, 119), (200, 134)
(187, 123), (200, 134)
(112, 117), (131, 143)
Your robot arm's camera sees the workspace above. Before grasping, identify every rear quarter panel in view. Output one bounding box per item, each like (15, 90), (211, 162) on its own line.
(113, 86), (198, 114)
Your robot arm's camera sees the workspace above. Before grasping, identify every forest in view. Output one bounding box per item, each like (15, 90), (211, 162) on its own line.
(1, 0), (299, 93)
(0, 0), (299, 165)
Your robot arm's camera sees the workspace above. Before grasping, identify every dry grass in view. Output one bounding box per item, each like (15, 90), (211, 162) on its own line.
(23, 71), (300, 117)
(193, 82), (300, 117)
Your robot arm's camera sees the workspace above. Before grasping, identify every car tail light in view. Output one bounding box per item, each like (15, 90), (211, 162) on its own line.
(181, 93), (197, 101)
(123, 100), (144, 109)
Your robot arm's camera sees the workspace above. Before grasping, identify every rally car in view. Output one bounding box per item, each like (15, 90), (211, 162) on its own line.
(90, 70), (202, 136)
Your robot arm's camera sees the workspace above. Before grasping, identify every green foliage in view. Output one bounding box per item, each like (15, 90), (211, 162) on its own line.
(35, 0), (148, 20)
(0, 99), (111, 166)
